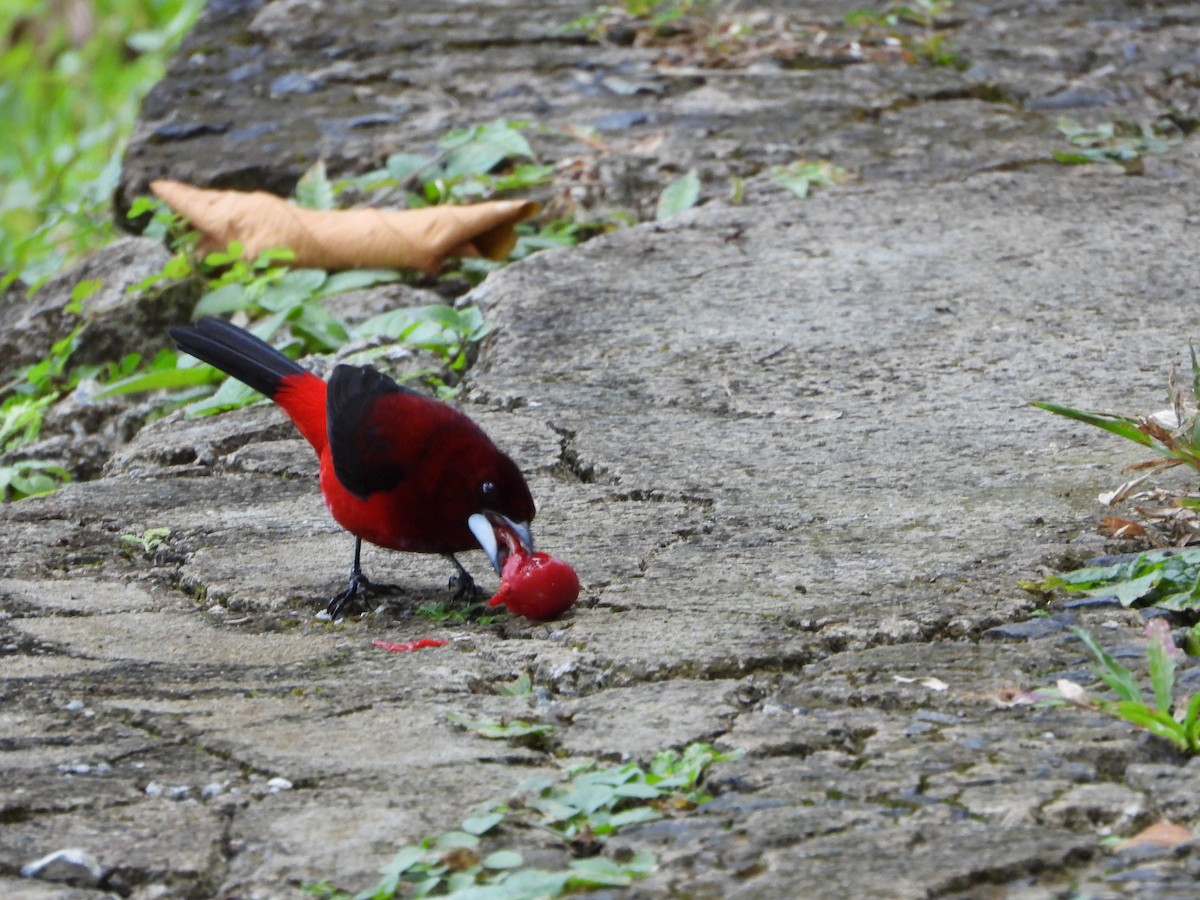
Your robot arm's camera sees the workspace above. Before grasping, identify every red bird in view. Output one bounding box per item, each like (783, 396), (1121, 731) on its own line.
(170, 317), (535, 618)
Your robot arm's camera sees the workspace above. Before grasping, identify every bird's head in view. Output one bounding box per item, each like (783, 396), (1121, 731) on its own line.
(466, 452), (535, 574)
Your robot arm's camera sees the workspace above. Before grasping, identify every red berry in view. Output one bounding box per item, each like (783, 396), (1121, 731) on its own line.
(487, 550), (580, 620)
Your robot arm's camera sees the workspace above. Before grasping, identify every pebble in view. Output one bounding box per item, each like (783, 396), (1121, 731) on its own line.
(981, 613), (1077, 641)
(269, 72), (324, 96)
(20, 847), (104, 887)
(1056, 593), (1122, 610)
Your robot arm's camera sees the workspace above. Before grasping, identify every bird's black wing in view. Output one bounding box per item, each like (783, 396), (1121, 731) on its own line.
(326, 364), (418, 499)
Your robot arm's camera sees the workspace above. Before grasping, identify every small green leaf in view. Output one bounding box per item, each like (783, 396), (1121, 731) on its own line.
(655, 169), (701, 220)
(481, 850), (523, 870)
(771, 160), (848, 199)
(318, 269), (401, 296)
(606, 805), (662, 828)
(68, 277), (103, 311)
(439, 120), (535, 179)
(1112, 701), (1187, 750)
(461, 812), (504, 836)
(295, 160), (336, 210)
(93, 364), (223, 399)
(1, 460), (72, 501)
(203, 241), (244, 268)
(1147, 634), (1178, 716)
(564, 782), (615, 815)
(567, 856), (636, 888)
(292, 301), (351, 352)
(194, 283), (256, 318)
(1052, 150), (1095, 165)
(496, 671), (533, 696)
(445, 712), (553, 740)
(476, 720), (553, 740)
(1115, 571), (1162, 607)
(386, 152), (432, 183)
(185, 376), (263, 416)
(248, 310), (292, 345)
(491, 869), (570, 896)
(614, 781), (662, 799)
(445, 869), (482, 892)
(433, 831), (479, 850)
(623, 851), (657, 876)
(1183, 693), (1200, 748)
(127, 196), (159, 219)
(1071, 626), (1143, 704)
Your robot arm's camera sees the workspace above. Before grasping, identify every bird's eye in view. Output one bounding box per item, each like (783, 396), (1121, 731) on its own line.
(480, 481), (498, 503)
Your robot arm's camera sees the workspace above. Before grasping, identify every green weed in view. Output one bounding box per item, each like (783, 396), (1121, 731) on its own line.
(1036, 549), (1200, 613)
(565, 0), (719, 39)
(0, 393), (58, 451)
(495, 671), (533, 696)
(330, 119), (551, 208)
(656, 169), (701, 220)
(0, 459), (71, 501)
(1054, 117), (1181, 169)
(317, 119), (611, 281)
(92, 232), (489, 415)
(844, 0), (963, 68)
(415, 600), (507, 625)
(305, 743), (740, 899)
(771, 160), (850, 199)
(0, 284), (100, 473)
(1040, 623), (1200, 754)
(1034, 348), (1200, 482)
(0, 0), (203, 287)
(445, 712), (555, 745)
(119, 526), (172, 553)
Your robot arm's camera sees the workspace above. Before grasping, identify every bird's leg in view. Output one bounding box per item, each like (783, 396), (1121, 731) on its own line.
(445, 553), (482, 602)
(326, 538), (400, 619)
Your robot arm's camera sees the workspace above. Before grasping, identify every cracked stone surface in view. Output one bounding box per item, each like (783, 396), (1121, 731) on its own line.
(5, 0), (1200, 897)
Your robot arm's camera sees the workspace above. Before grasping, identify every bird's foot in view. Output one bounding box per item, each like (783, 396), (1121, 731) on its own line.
(448, 571), (483, 603)
(326, 574), (401, 620)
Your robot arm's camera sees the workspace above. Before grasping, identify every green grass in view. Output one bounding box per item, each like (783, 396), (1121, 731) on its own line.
(1034, 348), (1200, 487)
(844, 0), (963, 68)
(0, 0), (204, 288)
(1035, 549), (1200, 613)
(305, 742), (740, 899)
(1035, 623), (1200, 754)
(1054, 116), (1182, 168)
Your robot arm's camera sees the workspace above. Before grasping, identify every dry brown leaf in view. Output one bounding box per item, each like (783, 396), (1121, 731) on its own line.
(1098, 471), (1156, 505)
(1112, 820), (1194, 853)
(628, 131), (668, 156)
(1099, 517), (1147, 538)
(151, 179), (539, 275)
(1123, 458), (1185, 473)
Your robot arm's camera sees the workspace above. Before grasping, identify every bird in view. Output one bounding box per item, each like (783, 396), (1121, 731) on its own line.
(169, 316), (535, 619)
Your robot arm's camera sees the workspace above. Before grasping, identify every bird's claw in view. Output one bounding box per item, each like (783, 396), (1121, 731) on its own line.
(326, 574), (401, 620)
(448, 572), (482, 603)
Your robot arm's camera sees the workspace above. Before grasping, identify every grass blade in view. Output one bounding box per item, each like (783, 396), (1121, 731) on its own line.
(1113, 701), (1187, 750)
(1183, 693), (1200, 750)
(1071, 626), (1143, 703)
(1147, 636), (1177, 716)
(1031, 402), (1152, 447)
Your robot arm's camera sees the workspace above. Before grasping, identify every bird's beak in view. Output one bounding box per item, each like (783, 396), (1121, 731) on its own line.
(468, 512), (534, 575)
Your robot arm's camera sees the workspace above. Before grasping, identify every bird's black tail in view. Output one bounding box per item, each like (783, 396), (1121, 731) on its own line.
(170, 317), (306, 399)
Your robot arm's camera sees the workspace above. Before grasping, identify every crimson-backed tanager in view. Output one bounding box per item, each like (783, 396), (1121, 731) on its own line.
(170, 317), (535, 618)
